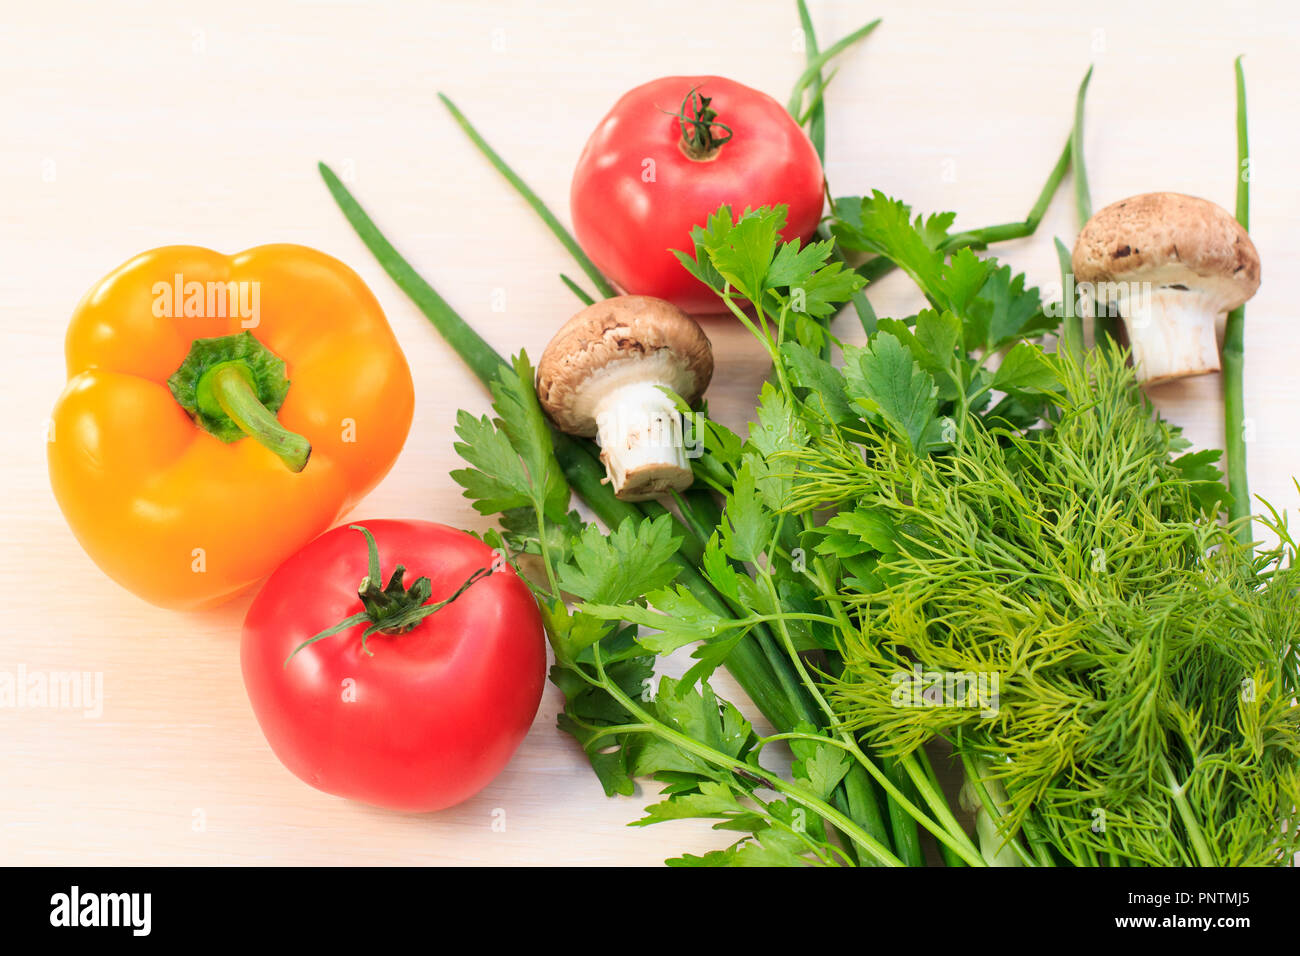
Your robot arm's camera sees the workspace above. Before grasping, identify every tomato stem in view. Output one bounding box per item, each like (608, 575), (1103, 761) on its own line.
(283, 525), (497, 666)
(676, 86), (733, 160)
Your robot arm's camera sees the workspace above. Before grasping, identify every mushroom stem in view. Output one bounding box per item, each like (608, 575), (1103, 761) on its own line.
(1107, 285), (1223, 385)
(593, 383), (694, 501)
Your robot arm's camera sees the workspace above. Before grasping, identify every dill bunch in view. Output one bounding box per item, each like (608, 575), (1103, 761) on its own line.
(796, 347), (1300, 866)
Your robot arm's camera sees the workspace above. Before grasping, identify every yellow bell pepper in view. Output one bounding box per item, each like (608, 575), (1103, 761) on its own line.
(48, 244), (414, 610)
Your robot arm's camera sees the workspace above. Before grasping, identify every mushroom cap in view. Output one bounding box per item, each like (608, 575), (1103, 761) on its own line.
(536, 295), (714, 437)
(1072, 192), (1260, 309)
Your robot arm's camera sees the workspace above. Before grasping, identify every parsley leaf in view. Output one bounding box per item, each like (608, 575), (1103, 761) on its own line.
(842, 332), (942, 454)
(970, 263), (1053, 350)
(781, 341), (857, 425)
(552, 650), (654, 797)
(688, 206), (788, 303)
(557, 514), (682, 605)
(583, 584), (736, 656)
(719, 463), (774, 564)
(831, 191), (950, 297)
(992, 342), (1060, 394)
(451, 352), (569, 521)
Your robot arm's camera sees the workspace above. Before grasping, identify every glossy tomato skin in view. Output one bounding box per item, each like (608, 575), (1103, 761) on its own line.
(571, 75), (824, 314)
(241, 520), (546, 813)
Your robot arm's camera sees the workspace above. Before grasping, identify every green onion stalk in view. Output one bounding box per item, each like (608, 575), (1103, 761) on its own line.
(1223, 56), (1252, 545)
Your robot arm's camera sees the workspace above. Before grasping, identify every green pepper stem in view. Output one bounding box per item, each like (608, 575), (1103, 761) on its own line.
(205, 364), (311, 472)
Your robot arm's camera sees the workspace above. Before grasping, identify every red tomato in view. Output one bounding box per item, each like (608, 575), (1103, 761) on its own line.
(241, 520), (546, 813)
(571, 75), (824, 314)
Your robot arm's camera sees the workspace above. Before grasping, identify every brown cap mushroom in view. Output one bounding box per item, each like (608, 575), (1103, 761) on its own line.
(1072, 192), (1260, 385)
(536, 295), (713, 501)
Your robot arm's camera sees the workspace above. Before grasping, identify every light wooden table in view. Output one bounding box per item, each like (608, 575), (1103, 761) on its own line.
(3, 0), (1297, 866)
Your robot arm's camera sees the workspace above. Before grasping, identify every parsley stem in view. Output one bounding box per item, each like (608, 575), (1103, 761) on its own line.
(757, 552), (984, 865)
(757, 730), (852, 750)
(590, 641), (904, 866)
(911, 746), (968, 867)
(560, 718), (655, 743)
(531, 498), (562, 603)
(560, 447), (806, 732)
